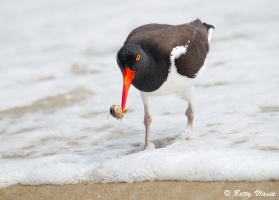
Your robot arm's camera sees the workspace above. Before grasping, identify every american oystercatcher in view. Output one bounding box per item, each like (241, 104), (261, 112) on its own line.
(114, 19), (214, 149)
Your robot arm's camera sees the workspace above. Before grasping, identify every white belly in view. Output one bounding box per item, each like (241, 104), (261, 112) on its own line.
(144, 67), (195, 97)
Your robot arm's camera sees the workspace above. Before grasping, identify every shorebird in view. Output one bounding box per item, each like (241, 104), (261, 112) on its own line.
(115, 19), (214, 149)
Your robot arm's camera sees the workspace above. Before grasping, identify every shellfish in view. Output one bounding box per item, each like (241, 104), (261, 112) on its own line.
(110, 105), (129, 120)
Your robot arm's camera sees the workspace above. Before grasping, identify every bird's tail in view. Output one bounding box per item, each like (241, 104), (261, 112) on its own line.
(203, 22), (215, 31)
(203, 22), (215, 43)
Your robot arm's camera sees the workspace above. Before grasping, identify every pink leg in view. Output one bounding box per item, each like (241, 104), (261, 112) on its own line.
(144, 104), (152, 149)
(185, 102), (194, 135)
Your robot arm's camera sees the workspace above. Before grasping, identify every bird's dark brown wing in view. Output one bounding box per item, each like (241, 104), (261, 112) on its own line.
(124, 19), (210, 79)
(175, 20), (209, 78)
(124, 23), (173, 45)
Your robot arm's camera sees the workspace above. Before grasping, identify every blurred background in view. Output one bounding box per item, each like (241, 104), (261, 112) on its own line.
(0, 0), (279, 186)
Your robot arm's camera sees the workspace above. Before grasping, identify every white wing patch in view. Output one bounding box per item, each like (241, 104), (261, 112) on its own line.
(169, 42), (190, 73)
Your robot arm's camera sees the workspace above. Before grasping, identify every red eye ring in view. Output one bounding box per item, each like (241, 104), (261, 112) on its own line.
(136, 54), (140, 62)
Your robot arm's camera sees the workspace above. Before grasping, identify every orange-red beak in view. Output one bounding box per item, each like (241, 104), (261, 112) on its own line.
(121, 68), (135, 112)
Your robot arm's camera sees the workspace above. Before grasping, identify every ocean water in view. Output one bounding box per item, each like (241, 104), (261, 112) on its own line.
(1, 0), (279, 188)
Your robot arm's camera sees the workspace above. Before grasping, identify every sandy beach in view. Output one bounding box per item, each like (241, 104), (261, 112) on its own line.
(1, 181), (278, 200)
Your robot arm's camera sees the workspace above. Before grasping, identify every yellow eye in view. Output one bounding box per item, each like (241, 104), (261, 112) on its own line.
(135, 54), (140, 62)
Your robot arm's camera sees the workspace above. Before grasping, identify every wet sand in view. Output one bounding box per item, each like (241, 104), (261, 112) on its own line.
(1, 181), (278, 200)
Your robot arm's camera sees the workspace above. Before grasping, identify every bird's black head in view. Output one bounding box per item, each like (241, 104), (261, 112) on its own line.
(116, 44), (147, 113)
(116, 44), (144, 73)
